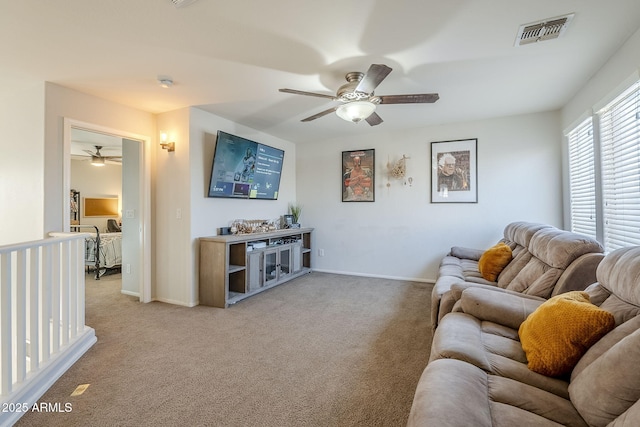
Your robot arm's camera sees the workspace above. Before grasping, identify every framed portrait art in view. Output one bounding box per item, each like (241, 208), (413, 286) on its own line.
(431, 139), (477, 203)
(342, 149), (375, 202)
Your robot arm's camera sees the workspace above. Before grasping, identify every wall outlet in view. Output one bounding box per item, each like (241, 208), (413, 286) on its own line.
(176, 208), (182, 219)
(318, 249), (325, 257)
(126, 264), (131, 274)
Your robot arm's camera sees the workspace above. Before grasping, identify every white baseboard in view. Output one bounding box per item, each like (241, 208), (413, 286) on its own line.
(312, 268), (436, 284)
(0, 328), (97, 427)
(153, 296), (198, 307)
(120, 289), (140, 298)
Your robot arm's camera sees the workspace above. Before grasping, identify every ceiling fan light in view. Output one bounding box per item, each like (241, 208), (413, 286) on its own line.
(91, 156), (105, 167)
(336, 101), (376, 123)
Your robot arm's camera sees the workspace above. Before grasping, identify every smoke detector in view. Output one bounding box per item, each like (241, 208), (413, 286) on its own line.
(515, 13), (575, 46)
(170, 0), (199, 8)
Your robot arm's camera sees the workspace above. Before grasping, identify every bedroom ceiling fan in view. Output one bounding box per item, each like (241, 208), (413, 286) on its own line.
(279, 64), (439, 126)
(83, 145), (122, 167)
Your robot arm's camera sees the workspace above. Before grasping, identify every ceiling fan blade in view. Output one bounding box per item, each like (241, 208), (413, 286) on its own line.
(378, 93), (440, 104)
(355, 64), (392, 94)
(365, 112), (383, 126)
(301, 107), (338, 122)
(83, 149), (96, 156)
(279, 88), (336, 100)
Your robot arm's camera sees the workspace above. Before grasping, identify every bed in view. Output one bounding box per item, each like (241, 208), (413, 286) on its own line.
(71, 225), (122, 279)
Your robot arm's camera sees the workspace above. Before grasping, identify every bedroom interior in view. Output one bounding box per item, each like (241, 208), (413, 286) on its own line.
(70, 128), (124, 279)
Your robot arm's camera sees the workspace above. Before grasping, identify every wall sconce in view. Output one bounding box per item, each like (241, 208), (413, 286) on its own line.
(160, 132), (175, 152)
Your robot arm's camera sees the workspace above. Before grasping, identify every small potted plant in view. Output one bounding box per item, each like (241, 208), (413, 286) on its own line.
(288, 203), (302, 228)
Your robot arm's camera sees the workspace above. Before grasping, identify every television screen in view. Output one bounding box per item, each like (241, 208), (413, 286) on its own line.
(208, 131), (284, 200)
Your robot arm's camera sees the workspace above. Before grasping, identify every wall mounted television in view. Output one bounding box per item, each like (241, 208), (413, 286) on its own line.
(207, 131), (284, 200)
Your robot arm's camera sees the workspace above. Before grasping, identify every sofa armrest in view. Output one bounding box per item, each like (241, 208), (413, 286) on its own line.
(450, 282), (550, 302)
(458, 287), (544, 330)
(449, 246), (485, 261)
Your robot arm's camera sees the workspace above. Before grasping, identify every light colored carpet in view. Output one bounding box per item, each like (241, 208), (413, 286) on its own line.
(16, 271), (433, 426)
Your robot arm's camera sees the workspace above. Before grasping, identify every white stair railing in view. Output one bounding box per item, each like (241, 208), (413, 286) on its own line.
(0, 233), (96, 426)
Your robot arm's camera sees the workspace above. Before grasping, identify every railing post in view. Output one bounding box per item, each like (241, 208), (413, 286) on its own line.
(41, 245), (52, 363)
(16, 250), (27, 384)
(1, 253), (12, 395)
(29, 247), (40, 371)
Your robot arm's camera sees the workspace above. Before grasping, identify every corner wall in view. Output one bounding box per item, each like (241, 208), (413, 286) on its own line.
(297, 111), (563, 282)
(0, 82), (45, 245)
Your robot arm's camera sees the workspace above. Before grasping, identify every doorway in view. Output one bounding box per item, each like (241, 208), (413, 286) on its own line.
(63, 118), (152, 303)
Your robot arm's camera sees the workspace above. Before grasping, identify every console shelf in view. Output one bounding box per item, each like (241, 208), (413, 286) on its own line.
(199, 228), (313, 308)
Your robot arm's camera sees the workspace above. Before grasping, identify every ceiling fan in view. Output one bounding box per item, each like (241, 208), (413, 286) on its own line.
(83, 145), (122, 166)
(279, 64), (439, 126)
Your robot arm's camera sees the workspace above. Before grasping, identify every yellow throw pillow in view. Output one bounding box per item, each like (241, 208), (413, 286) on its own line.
(478, 242), (513, 281)
(518, 291), (615, 377)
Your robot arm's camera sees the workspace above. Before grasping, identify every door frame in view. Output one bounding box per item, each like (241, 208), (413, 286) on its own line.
(63, 118), (152, 303)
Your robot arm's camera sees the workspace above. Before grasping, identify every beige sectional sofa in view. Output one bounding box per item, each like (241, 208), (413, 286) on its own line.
(409, 245), (640, 426)
(432, 221), (605, 330)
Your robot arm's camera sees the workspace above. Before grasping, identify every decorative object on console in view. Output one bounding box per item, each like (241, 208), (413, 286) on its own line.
(229, 219), (280, 234)
(283, 214), (294, 228)
(288, 203), (302, 226)
(342, 149), (375, 202)
(431, 138), (478, 203)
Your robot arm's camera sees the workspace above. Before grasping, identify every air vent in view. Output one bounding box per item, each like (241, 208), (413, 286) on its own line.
(515, 13), (574, 46)
(170, 0), (199, 8)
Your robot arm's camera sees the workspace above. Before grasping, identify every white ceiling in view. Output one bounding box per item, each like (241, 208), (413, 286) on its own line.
(3, 1), (640, 144)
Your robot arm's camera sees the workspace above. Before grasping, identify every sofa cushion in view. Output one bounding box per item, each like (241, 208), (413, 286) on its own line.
(518, 291), (615, 377)
(478, 243), (513, 281)
(595, 245), (640, 306)
(569, 326), (640, 427)
(430, 312), (571, 398)
(408, 358), (589, 427)
(505, 258), (562, 297)
(450, 246), (485, 261)
(528, 228), (604, 269)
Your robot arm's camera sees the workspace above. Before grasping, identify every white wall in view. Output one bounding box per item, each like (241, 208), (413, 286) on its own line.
(0, 82), (45, 245)
(154, 107), (297, 306)
(70, 160), (122, 232)
(155, 108), (191, 305)
(561, 28), (640, 131)
(297, 111), (563, 282)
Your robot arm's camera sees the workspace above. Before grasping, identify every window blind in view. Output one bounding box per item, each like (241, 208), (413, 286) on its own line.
(567, 118), (597, 239)
(599, 80), (640, 251)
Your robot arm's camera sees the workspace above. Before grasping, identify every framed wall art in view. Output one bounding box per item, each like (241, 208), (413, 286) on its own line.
(84, 197), (120, 217)
(431, 139), (477, 203)
(342, 149), (375, 202)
